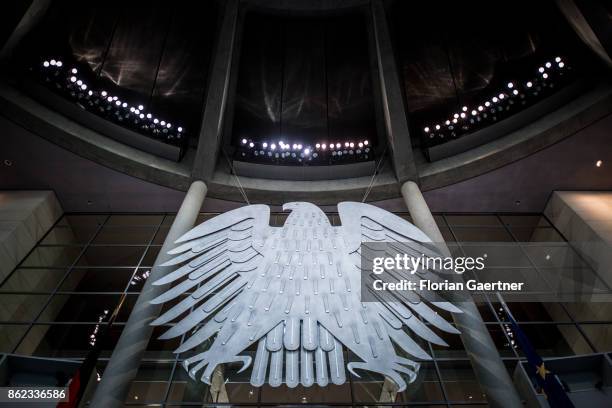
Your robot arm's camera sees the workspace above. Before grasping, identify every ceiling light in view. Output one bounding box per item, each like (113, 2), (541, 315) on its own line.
(596, 160), (603, 167)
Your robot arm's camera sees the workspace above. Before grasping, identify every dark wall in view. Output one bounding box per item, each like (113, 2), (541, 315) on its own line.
(14, 0), (219, 145)
(231, 11), (378, 148)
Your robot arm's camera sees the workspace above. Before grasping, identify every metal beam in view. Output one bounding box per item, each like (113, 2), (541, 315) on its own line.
(191, 0), (240, 182)
(368, 0), (418, 183)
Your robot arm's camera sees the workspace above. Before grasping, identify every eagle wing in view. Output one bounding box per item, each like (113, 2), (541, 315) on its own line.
(336, 202), (462, 389)
(150, 204), (271, 379)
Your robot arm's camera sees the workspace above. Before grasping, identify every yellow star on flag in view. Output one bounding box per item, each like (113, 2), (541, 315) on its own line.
(536, 362), (550, 379)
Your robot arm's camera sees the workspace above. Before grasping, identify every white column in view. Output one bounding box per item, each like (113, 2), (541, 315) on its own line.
(401, 181), (523, 408)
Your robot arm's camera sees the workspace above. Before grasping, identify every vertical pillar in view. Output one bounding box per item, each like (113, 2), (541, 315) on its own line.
(90, 180), (208, 408)
(368, 0), (418, 183)
(400, 181), (523, 408)
(191, 0), (240, 182)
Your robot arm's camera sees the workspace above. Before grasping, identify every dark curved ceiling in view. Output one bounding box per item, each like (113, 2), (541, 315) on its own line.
(15, 0), (219, 145)
(390, 0), (602, 143)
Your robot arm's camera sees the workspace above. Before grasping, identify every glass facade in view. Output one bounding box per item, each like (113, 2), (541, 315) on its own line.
(0, 212), (610, 406)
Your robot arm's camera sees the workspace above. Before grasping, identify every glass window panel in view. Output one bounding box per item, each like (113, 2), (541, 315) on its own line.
(510, 227), (564, 242)
(106, 215), (163, 226)
(514, 324), (593, 357)
(59, 268), (134, 292)
(260, 383), (352, 404)
(476, 267), (554, 294)
(493, 302), (571, 322)
(445, 215), (501, 227)
(0, 294), (51, 322)
(439, 227), (456, 242)
(499, 215), (551, 228)
(21, 246), (83, 268)
(152, 226), (170, 245)
(143, 325), (181, 360)
(395, 362), (445, 403)
(41, 226), (98, 245)
(0, 324), (30, 353)
(80, 246), (146, 267)
(437, 360), (487, 402)
(452, 227), (513, 242)
(141, 246), (161, 267)
(538, 268), (609, 297)
(15, 324), (123, 358)
(93, 226), (157, 245)
(127, 268), (151, 292)
(523, 244), (588, 268)
(579, 324), (612, 352)
(0, 268), (67, 293)
(37, 294), (122, 323)
(57, 215), (106, 227)
(167, 367), (214, 404)
(562, 303), (612, 322)
(461, 245), (531, 267)
(125, 361), (174, 403)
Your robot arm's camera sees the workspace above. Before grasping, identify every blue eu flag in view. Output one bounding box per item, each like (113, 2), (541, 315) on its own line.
(498, 298), (575, 408)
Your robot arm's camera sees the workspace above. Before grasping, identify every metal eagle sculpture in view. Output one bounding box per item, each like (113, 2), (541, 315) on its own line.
(151, 202), (461, 391)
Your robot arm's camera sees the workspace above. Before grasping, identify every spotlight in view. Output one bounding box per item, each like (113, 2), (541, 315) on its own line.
(270, 143), (276, 150)
(478, 105), (483, 111)
(315, 143), (320, 148)
(462, 106), (468, 112)
(492, 97), (498, 103)
(101, 91), (107, 97)
(512, 89), (519, 95)
(424, 127), (430, 132)
(123, 103), (128, 108)
(71, 68), (78, 74)
(526, 81), (533, 88)
(146, 113), (152, 119)
(545, 62), (551, 68)
(160, 121), (166, 126)
(177, 127), (183, 132)
(297, 144), (302, 149)
(241, 138), (247, 144)
(304, 148), (310, 155)
(596, 160), (603, 167)
(336, 143), (341, 148)
(364, 140), (369, 145)
(452, 118), (458, 123)
(139, 114), (145, 119)
(263, 142), (268, 148)
(498, 93), (505, 99)
(292, 144), (298, 149)
(507, 82), (514, 88)
(321, 144), (326, 150)
(555, 57), (561, 63)
(358, 142), (363, 148)
(167, 123), (171, 128)
(115, 100), (121, 106)
(538, 67), (545, 73)
(345, 142), (350, 147)
(138, 105), (144, 111)
(460, 112), (466, 118)
(249, 142), (254, 148)
(70, 76), (77, 82)
(485, 101), (491, 107)
(349, 142), (354, 148)
(81, 84), (87, 90)
(43, 61), (50, 67)
(56, 61), (62, 67)
(50, 59), (56, 65)
(134, 109), (140, 115)
(454, 113), (459, 119)
(542, 73), (548, 79)
(445, 120), (451, 125)
(107, 97), (113, 102)
(558, 62), (564, 68)
(435, 125), (440, 130)
(471, 110), (477, 116)
(153, 118), (159, 124)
